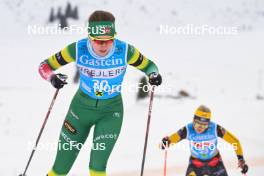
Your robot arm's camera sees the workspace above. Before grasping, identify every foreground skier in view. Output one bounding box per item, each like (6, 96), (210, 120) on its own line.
(39, 10), (162, 176)
(161, 105), (248, 176)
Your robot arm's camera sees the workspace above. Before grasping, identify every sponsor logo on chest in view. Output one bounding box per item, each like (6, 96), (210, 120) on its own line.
(78, 55), (126, 78)
(79, 55), (123, 67)
(190, 134), (215, 141)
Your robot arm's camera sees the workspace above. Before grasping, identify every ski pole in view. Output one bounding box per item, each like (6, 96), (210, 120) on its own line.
(19, 89), (60, 176)
(140, 86), (155, 176)
(163, 150), (168, 176)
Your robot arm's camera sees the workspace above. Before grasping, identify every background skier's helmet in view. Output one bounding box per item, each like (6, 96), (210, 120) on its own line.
(194, 105), (211, 122)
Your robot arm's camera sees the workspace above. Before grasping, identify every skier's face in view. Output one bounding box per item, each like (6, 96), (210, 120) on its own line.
(193, 119), (209, 133)
(90, 36), (114, 57)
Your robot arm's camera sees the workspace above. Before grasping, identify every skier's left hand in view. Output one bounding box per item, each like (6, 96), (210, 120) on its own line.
(160, 136), (170, 150)
(238, 159), (248, 174)
(148, 72), (162, 86)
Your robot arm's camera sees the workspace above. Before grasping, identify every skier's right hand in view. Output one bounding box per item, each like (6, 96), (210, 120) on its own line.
(238, 159), (248, 174)
(160, 136), (170, 150)
(50, 73), (68, 89)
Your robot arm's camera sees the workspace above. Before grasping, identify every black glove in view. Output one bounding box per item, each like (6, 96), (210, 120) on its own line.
(238, 159), (248, 174)
(50, 73), (68, 89)
(161, 136), (170, 150)
(241, 164), (248, 174)
(148, 72), (162, 86)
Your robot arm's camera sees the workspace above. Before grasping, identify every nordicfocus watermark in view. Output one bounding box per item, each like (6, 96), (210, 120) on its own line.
(27, 140), (106, 151)
(160, 24), (238, 36)
(27, 140), (106, 152)
(80, 81), (174, 96)
(27, 24), (112, 36)
(27, 132), (119, 152)
(160, 142), (238, 152)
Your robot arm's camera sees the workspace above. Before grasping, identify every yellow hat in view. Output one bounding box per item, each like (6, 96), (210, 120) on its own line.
(194, 105), (211, 120)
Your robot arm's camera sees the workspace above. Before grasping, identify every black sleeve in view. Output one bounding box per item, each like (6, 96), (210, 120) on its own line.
(217, 124), (226, 138)
(178, 126), (187, 139)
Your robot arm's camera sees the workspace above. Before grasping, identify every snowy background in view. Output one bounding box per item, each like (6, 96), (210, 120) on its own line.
(0, 0), (264, 175)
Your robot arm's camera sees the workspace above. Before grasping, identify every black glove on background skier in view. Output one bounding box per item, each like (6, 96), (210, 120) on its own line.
(238, 159), (249, 174)
(161, 136), (170, 150)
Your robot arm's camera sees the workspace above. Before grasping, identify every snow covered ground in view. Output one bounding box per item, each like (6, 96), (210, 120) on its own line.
(1, 0), (264, 175)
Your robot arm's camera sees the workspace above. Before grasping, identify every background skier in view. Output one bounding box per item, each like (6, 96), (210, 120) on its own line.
(161, 105), (248, 176)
